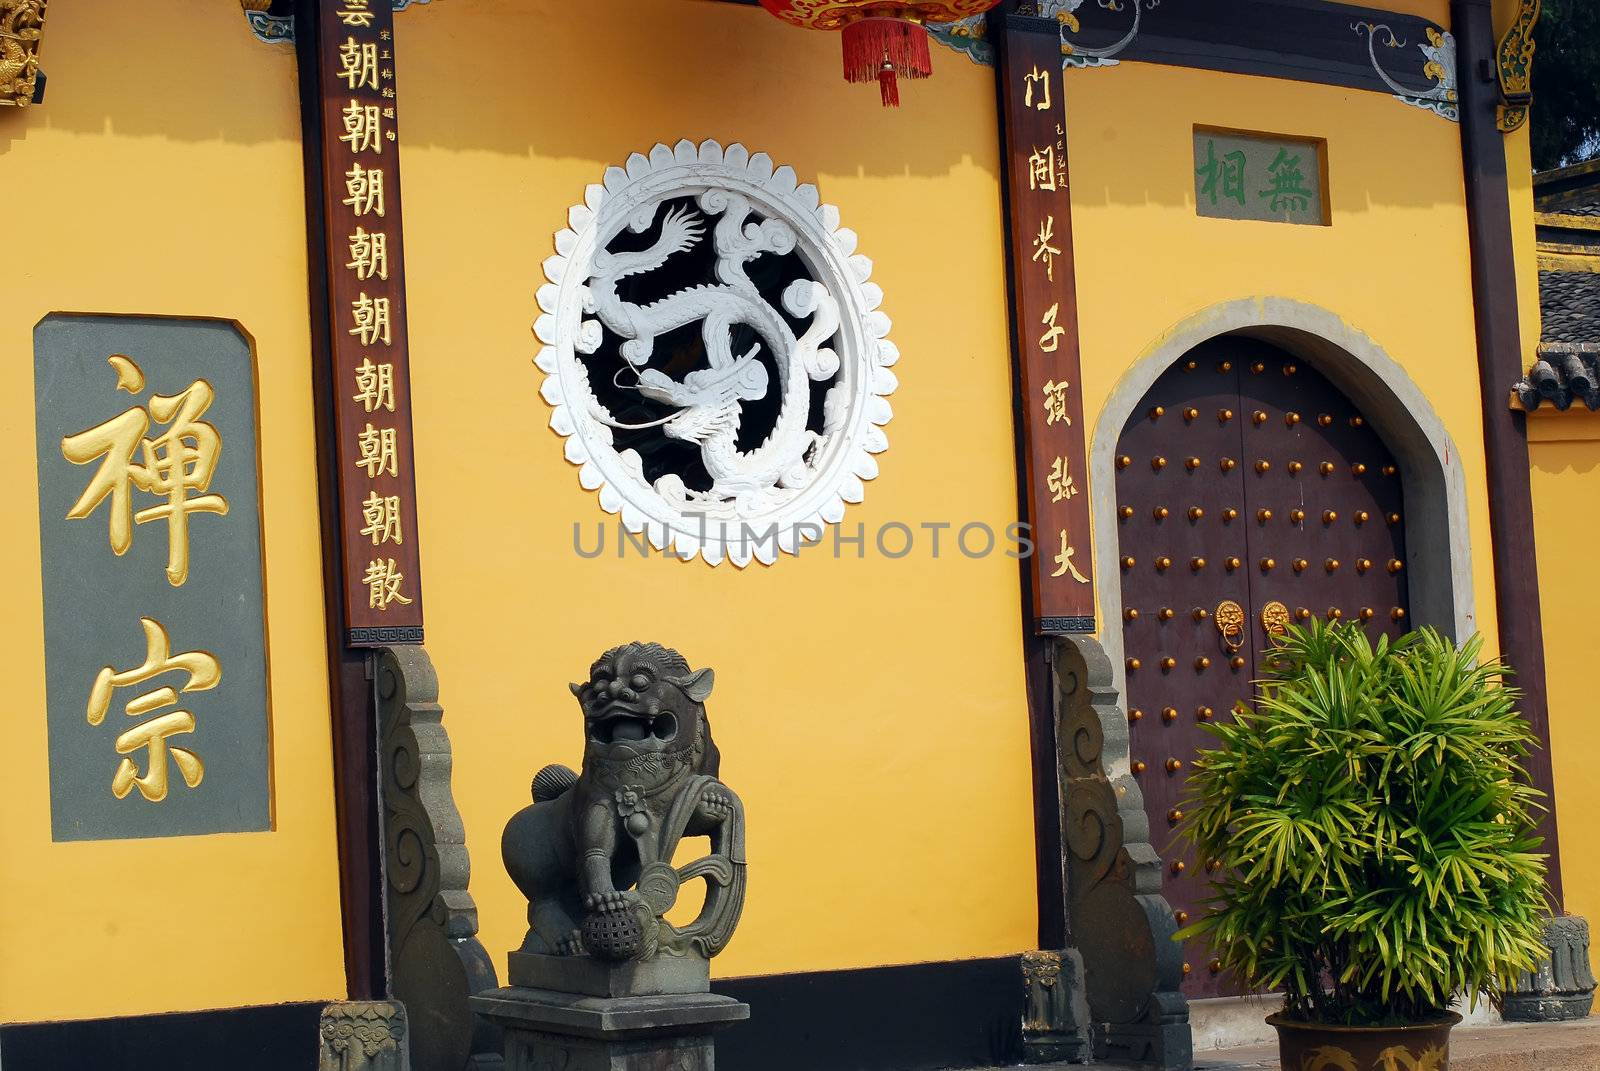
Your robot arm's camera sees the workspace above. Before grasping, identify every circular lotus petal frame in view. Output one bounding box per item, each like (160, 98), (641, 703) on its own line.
(534, 139), (898, 567)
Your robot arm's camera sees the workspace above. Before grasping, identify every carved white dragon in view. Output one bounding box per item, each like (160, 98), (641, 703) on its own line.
(580, 191), (842, 509)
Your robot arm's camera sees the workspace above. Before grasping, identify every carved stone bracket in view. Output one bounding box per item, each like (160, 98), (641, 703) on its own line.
(376, 646), (502, 1071)
(1053, 638), (1190, 1070)
(320, 1001), (411, 1071)
(1503, 914), (1599, 1022)
(1495, 0), (1540, 132)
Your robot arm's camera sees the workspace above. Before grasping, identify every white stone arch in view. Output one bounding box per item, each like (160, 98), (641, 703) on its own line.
(1085, 297), (1478, 760)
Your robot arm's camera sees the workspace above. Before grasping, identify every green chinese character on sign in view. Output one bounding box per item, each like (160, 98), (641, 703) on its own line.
(1195, 139), (1247, 207)
(1260, 148), (1314, 213)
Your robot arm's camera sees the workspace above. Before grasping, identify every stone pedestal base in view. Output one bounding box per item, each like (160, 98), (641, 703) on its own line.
(1503, 914), (1598, 1022)
(470, 986), (749, 1071)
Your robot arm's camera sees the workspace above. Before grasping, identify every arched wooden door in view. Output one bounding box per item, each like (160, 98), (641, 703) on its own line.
(1113, 336), (1410, 999)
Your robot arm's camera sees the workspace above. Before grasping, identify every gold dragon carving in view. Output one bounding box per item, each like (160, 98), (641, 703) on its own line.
(0, 0), (45, 108)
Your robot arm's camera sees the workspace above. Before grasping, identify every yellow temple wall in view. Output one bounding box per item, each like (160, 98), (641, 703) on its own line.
(396, 0), (1499, 981)
(397, 0), (1039, 981)
(1528, 415), (1600, 974)
(0, 3), (348, 1024)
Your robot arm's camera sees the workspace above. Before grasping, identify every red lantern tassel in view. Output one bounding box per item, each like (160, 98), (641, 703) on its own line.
(840, 17), (931, 107)
(878, 62), (900, 107)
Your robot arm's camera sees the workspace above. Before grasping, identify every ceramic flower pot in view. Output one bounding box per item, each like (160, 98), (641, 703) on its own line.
(1267, 1011), (1462, 1070)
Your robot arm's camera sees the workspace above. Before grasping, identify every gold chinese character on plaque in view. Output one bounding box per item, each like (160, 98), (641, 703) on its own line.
(336, 0), (374, 28)
(1051, 530), (1090, 584)
(340, 100), (383, 155)
(1047, 455), (1079, 503)
(1041, 378), (1071, 427)
(1032, 215), (1062, 282)
(352, 357), (395, 412)
(1024, 65), (1052, 111)
(349, 293), (392, 346)
(61, 354), (229, 587)
(337, 37), (380, 91)
(1028, 145), (1059, 193)
(1039, 301), (1068, 354)
(343, 163), (385, 217)
(347, 227), (389, 281)
(363, 557), (413, 610)
(356, 423), (398, 478)
(86, 617), (217, 802)
(360, 491), (403, 545)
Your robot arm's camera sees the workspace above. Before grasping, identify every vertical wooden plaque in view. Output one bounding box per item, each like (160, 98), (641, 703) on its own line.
(312, 0), (424, 646)
(997, 15), (1096, 634)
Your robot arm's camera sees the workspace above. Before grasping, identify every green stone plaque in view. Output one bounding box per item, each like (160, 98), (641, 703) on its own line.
(1193, 128), (1328, 226)
(34, 314), (272, 841)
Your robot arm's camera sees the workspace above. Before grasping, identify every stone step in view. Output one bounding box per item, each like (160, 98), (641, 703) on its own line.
(1186, 1018), (1600, 1071)
(999, 1018), (1600, 1071)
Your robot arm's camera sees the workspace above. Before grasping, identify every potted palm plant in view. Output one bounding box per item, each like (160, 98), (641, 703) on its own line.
(1177, 621), (1551, 1069)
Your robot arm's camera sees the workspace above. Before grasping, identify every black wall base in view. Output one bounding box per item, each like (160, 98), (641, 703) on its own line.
(713, 956), (1024, 1071)
(0, 1002), (323, 1071)
(1, 956), (1026, 1071)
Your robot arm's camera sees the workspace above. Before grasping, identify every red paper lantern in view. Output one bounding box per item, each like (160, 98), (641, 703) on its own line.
(759, 1), (1004, 107)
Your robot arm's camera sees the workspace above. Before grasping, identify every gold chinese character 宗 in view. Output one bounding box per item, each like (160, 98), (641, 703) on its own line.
(87, 617), (217, 802)
(61, 355), (229, 587)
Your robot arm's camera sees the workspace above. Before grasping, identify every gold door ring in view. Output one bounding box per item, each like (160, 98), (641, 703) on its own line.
(1215, 599), (1246, 651)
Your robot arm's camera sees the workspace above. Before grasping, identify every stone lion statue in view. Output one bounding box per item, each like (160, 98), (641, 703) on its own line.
(502, 642), (746, 963)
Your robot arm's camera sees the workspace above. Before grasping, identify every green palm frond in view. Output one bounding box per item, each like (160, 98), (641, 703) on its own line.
(1175, 623), (1549, 1025)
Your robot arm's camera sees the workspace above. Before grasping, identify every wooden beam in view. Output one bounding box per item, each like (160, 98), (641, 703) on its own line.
(1453, 0), (1564, 906)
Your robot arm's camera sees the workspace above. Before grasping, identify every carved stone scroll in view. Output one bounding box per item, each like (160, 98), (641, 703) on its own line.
(1053, 638), (1189, 1069)
(376, 646), (501, 1070)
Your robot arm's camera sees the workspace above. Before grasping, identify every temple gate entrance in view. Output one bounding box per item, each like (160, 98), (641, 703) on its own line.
(1112, 335), (1410, 998)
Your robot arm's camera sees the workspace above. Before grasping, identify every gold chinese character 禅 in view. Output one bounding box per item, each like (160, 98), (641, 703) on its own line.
(87, 617), (216, 802)
(61, 354), (230, 587)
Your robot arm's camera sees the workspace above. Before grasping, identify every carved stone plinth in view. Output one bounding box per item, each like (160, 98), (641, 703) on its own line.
(1022, 949), (1092, 1063)
(319, 1001), (410, 1071)
(470, 987), (749, 1071)
(1503, 914), (1598, 1022)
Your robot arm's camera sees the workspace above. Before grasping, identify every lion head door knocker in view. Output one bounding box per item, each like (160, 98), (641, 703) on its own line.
(1260, 600), (1291, 643)
(1214, 599), (1246, 652)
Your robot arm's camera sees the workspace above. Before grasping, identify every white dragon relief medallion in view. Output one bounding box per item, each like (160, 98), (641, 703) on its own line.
(535, 140), (897, 567)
